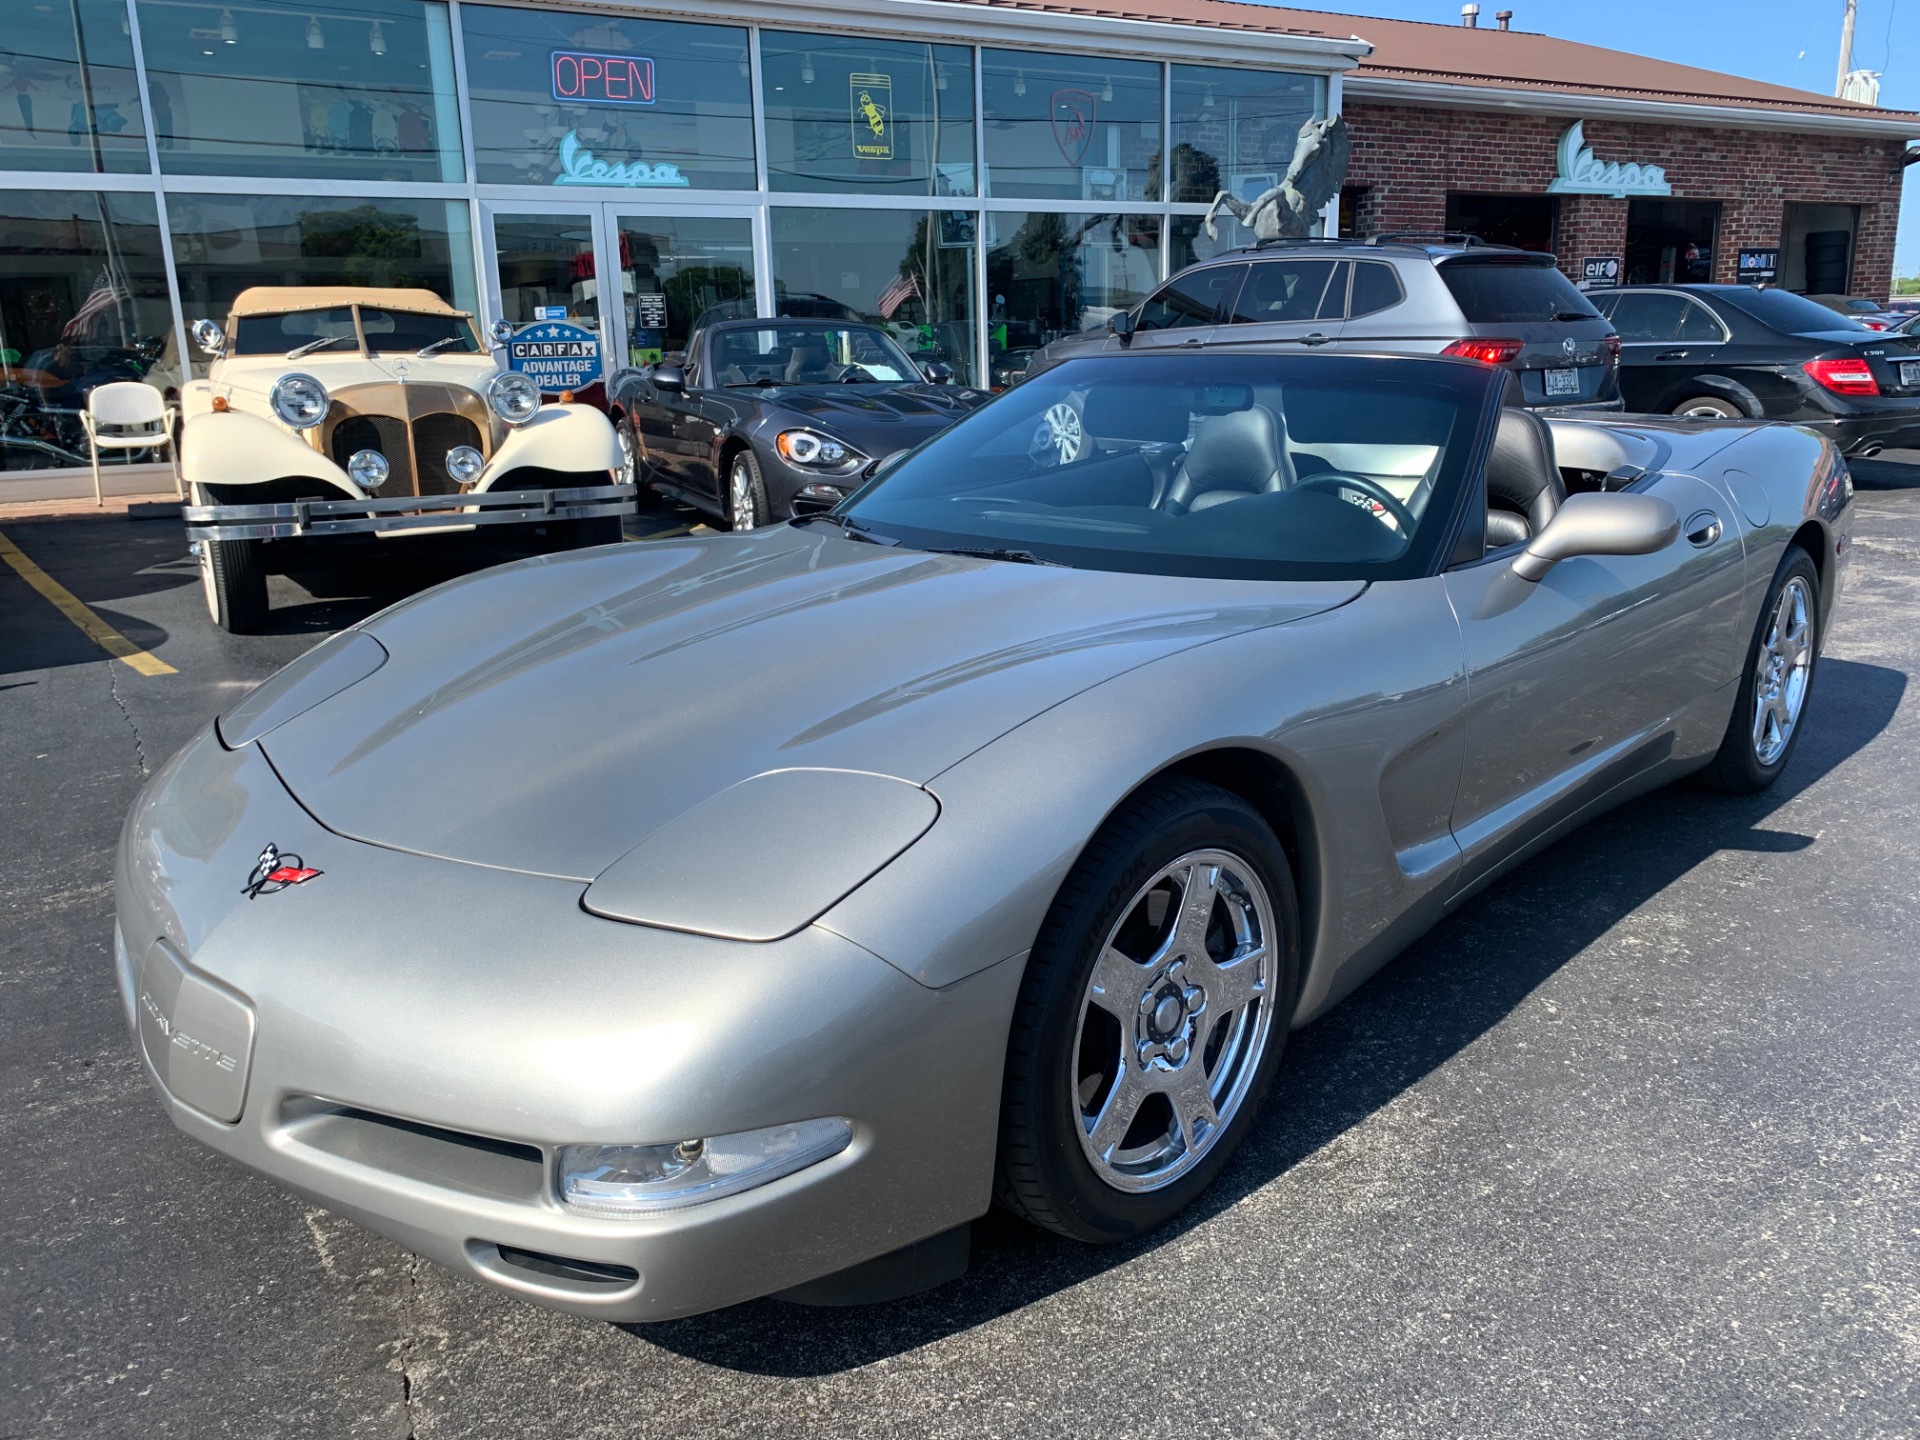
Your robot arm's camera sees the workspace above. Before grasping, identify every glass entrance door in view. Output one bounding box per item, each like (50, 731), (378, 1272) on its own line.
(482, 203), (759, 402)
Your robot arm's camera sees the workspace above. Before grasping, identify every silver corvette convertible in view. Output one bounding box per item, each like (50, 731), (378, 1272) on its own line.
(116, 350), (1852, 1322)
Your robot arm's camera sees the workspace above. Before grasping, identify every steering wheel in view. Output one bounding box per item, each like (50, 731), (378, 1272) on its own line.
(1292, 472), (1417, 532)
(838, 364), (876, 385)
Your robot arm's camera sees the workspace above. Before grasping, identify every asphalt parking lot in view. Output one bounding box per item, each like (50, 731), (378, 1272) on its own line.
(3, 465), (1918, 1439)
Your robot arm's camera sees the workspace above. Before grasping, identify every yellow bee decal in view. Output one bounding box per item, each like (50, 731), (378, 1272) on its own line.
(858, 91), (886, 138)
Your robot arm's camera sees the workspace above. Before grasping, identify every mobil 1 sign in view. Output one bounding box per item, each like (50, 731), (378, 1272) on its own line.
(506, 320), (602, 393)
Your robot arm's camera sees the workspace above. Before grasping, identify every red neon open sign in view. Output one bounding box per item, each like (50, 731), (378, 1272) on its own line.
(551, 50), (656, 107)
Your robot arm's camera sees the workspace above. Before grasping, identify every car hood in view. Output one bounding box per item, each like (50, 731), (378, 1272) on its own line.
(255, 527), (1363, 881)
(756, 383), (984, 434)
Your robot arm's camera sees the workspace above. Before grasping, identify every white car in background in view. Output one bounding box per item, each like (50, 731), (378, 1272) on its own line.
(180, 286), (632, 633)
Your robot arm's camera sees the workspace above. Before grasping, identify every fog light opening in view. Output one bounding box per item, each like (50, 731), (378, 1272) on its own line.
(557, 1118), (852, 1218)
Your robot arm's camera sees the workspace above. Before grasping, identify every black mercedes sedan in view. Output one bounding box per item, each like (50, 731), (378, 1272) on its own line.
(607, 319), (988, 528)
(1588, 284), (1920, 457)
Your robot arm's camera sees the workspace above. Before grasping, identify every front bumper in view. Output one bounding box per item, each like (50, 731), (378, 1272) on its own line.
(184, 482), (637, 542)
(115, 729), (1019, 1321)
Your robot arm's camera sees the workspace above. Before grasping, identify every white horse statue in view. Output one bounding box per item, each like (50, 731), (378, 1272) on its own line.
(1203, 115), (1351, 243)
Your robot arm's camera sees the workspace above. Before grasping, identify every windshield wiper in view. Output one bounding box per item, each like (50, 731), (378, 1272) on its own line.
(285, 335), (348, 359)
(924, 546), (1069, 567)
(1550, 310), (1596, 322)
(414, 335), (467, 357)
(789, 512), (897, 544)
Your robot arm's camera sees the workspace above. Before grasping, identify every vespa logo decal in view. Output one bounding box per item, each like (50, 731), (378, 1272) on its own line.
(1546, 121), (1670, 199)
(141, 990), (240, 1073)
(554, 130), (690, 188)
(242, 842), (321, 899)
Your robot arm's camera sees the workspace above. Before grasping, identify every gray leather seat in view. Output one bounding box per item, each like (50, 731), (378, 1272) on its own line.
(1484, 407), (1566, 548)
(785, 340), (834, 384)
(1167, 405), (1296, 513)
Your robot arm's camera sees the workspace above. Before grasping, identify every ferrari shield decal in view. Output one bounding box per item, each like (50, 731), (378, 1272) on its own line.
(1051, 89), (1097, 166)
(243, 842), (322, 898)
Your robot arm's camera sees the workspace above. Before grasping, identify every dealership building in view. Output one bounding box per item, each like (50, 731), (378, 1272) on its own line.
(3, 0), (1916, 497)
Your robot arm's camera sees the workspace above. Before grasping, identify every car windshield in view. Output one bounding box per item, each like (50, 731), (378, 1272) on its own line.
(712, 324), (919, 386)
(229, 306), (478, 356)
(359, 309), (480, 355)
(232, 307), (358, 356)
(836, 354), (1490, 581)
(1722, 288), (1869, 335)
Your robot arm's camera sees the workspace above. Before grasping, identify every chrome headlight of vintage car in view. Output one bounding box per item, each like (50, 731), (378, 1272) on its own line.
(556, 1119), (854, 1217)
(775, 429), (863, 470)
(347, 449), (389, 490)
(269, 373), (330, 429)
(445, 445), (485, 485)
(486, 370), (541, 426)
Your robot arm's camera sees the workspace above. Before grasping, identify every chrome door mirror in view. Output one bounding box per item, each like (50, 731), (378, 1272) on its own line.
(651, 362), (686, 393)
(489, 319), (515, 348)
(1511, 492), (1681, 582)
(191, 319), (226, 356)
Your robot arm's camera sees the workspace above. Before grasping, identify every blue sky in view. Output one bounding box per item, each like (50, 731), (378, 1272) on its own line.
(1270, 0), (1919, 279)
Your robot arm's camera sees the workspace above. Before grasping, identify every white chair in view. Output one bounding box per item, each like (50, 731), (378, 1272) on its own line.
(80, 381), (179, 507)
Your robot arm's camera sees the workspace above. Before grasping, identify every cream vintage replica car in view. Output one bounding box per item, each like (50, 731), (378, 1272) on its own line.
(180, 287), (633, 633)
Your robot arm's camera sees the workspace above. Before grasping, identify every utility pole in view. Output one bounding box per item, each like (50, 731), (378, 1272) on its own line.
(1835, 0), (1857, 97)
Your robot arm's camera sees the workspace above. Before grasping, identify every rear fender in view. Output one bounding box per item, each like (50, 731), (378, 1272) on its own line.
(473, 403), (621, 492)
(1671, 373), (1763, 417)
(181, 409), (360, 500)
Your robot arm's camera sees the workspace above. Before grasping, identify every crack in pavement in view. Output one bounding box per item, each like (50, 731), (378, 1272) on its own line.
(106, 660), (150, 779)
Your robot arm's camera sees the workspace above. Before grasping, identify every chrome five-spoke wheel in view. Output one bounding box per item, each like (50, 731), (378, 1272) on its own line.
(995, 776), (1297, 1242)
(1073, 850), (1278, 1192)
(1752, 574), (1813, 766)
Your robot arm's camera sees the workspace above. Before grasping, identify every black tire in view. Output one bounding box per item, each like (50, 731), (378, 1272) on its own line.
(1702, 545), (1821, 793)
(616, 414), (663, 510)
(199, 536), (267, 634)
(726, 448), (769, 531)
(995, 776), (1300, 1243)
(1672, 396), (1743, 420)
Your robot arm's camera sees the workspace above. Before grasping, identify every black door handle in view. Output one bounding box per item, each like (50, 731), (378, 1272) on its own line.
(1685, 510), (1722, 547)
(1654, 349), (1689, 361)
(1301, 332), (1333, 347)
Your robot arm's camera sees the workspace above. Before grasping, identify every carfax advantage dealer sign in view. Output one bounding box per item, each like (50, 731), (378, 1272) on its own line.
(505, 321), (603, 393)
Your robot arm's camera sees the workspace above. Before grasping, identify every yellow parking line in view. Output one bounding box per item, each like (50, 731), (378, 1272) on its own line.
(0, 530), (175, 677)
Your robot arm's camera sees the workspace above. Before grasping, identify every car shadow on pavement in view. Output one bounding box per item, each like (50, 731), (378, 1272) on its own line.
(1846, 454), (1920, 491)
(632, 656), (1906, 1376)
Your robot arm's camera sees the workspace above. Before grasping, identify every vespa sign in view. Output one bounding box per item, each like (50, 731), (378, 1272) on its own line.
(1546, 121), (1671, 199)
(553, 130), (689, 188)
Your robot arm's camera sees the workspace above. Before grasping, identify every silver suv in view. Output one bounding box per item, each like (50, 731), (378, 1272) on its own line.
(1030, 234), (1622, 411)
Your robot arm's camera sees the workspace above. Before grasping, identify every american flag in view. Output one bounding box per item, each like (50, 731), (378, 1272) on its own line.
(62, 269), (129, 341)
(874, 270), (920, 320)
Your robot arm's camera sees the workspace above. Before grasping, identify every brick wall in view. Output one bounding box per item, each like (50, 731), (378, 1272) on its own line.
(1339, 101), (1907, 296)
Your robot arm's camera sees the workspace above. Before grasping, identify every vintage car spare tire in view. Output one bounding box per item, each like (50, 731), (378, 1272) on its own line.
(200, 536), (268, 635)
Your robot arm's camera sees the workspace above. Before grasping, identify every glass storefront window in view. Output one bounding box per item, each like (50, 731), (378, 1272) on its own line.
(462, 5), (752, 191)
(134, 0), (462, 182)
(761, 34), (973, 196)
(770, 207), (976, 384)
(614, 215), (754, 364)
(1169, 213), (1257, 272)
(985, 211), (1159, 361)
(1, 0), (150, 174)
(0, 191), (178, 473)
(980, 50), (1159, 202)
(1168, 65), (1321, 205)
(168, 193), (476, 375)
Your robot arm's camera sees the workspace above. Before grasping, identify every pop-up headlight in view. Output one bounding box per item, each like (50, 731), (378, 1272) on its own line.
(557, 1119), (853, 1217)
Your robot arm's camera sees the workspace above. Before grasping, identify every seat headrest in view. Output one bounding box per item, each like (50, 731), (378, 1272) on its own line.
(1183, 406), (1287, 495)
(1485, 407), (1563, 531)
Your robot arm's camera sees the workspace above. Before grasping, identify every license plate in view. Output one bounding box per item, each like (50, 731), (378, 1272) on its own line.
(1544, 367), (1580, 396)
(1901, 360), (1920, 388)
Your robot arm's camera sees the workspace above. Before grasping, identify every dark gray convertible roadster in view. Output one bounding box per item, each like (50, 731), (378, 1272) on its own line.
(607, 319), (988, 528)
